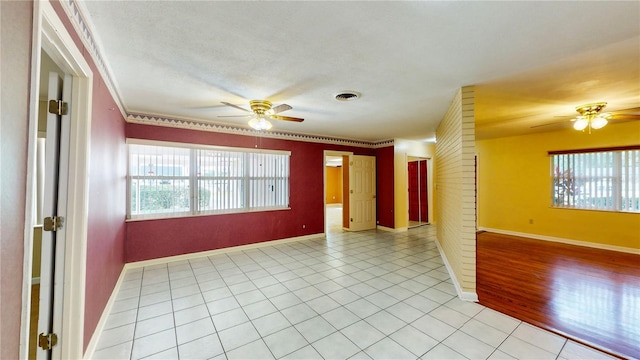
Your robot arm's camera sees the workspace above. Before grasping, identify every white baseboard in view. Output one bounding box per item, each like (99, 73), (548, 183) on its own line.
(125, 233), (326, 269)
(434, 238), (479, 302)
(376, 225), (406, 232)
(83, 268), (127, 359)
(478, 227), (640, 255)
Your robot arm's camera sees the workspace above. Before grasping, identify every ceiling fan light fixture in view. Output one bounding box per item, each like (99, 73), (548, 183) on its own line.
(248, 116), (272, 130)
(573, 102), (610, 133)
(573, 117), (589, 130)
(591, 116), (608, 129)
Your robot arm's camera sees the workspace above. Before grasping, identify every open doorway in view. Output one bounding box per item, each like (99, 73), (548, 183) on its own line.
(21, 2), (93, 358)
(28, 49), (66, 360)
(325, 155), (343, 233)
(408, 157), (429, 228)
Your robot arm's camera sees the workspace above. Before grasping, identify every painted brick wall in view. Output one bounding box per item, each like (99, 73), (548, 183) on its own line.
(435, 86), (477, 297)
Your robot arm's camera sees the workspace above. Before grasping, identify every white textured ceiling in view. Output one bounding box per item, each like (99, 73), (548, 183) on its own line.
(82, 1), (640, 142)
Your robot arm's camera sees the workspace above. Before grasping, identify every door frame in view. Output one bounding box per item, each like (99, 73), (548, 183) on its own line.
(406, 155), (433, 225)
(323, 150), (353, 233)
(21, 1), (93, 358)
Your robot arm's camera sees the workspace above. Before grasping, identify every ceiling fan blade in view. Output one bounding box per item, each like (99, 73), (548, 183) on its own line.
(270, 104), (292, 114)
(530, 121), (566, 129)
(221, 101), (250, 112)
(611, 106), (640, 114)
(270, 115), (304, 122)
(610, 114), (640, 121)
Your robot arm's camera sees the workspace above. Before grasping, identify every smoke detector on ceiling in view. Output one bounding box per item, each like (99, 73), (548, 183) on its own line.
(334, 91), (361, 101)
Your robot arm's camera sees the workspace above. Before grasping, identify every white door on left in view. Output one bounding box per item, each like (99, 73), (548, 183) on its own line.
(38, 72), (71, 360)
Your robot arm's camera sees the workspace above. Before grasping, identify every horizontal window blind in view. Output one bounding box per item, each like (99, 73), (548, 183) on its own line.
(551, 148), (640, 213)
(127, 141), (290, 219)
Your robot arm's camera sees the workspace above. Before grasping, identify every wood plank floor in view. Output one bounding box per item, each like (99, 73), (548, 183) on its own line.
(477, 232), (640, 360)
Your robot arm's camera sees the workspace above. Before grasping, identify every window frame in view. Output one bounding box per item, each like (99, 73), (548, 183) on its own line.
(549, 146), (640, 213)
(126, 139), (291, 221)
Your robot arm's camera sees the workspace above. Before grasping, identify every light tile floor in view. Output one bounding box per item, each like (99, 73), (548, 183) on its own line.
(93, 226), (616, 360)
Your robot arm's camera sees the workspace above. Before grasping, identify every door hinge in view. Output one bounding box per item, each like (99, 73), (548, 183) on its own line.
(48, 99), (68, 116)
(38, 332), (58, 351)
(43, 216), (64, 232)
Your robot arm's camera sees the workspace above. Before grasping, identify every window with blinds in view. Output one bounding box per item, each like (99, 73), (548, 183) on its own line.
(127, 141), (290, 219)
(550, 147), (640, 213)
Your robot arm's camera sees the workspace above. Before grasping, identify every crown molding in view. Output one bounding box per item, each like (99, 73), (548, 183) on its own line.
(58, 0), (127, 119)
(127, 114), (394, 149)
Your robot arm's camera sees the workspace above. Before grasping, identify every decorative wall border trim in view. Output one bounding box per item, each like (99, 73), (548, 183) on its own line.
(127, 113), (395, 149)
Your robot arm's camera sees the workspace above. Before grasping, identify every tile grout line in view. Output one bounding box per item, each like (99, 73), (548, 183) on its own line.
(189, 256), (227, 360)
(99, 226), (609, 360)
(127, 270), (143, 360)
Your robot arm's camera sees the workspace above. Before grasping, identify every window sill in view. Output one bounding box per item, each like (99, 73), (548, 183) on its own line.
(126, 207), (291, 222)
(550, 206), (639, 215)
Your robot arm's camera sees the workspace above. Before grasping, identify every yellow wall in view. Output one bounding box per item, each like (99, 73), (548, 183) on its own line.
(325, 166), (342, 204)
(476, 120), (640, 250)
(435, 86), (477, 297)
(394, 139), (436, 229)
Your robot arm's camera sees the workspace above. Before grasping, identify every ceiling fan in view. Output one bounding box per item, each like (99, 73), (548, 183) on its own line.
(219, 100), (304, 130)
(531, 103), (640, 133)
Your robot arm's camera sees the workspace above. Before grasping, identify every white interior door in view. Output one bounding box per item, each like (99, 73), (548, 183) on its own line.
(349, 155), (376, 231)
(38, 72), (71, 359)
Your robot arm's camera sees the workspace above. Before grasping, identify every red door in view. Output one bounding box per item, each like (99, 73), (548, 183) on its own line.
(419, 160), (428, 221)
(408, 162), (419, 221)
(408, 160), (428, 223)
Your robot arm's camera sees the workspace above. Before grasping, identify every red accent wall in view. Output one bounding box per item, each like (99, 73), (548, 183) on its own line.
(125, 124), (376, 262)
(375, 146), (394, 228)
(83, 76), (127, 349)
(51, 1), (127, 351)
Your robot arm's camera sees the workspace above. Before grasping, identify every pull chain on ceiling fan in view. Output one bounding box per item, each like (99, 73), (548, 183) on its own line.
(219, 100), (304, 130)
